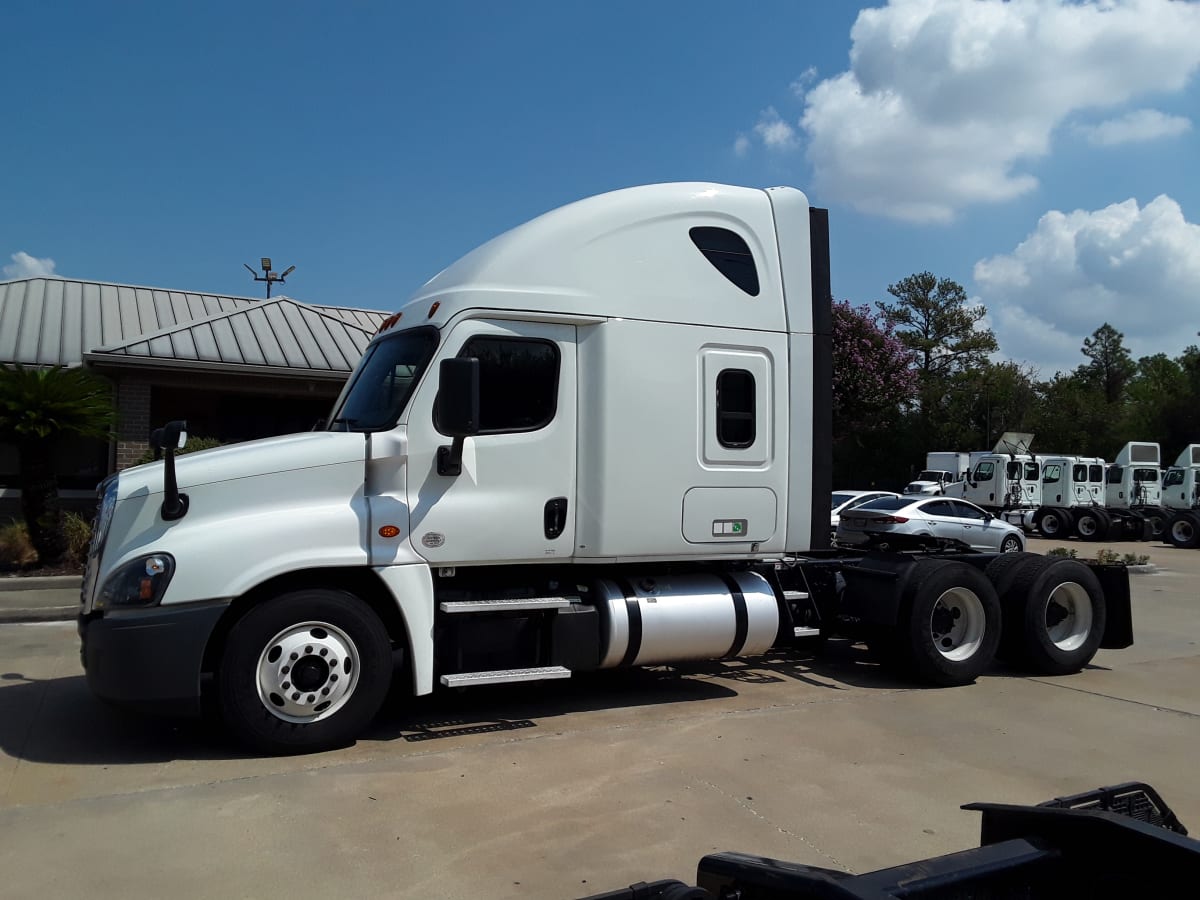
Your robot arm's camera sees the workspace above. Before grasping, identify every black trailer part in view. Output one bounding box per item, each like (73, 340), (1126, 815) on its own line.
(581, 783), (1200, 900)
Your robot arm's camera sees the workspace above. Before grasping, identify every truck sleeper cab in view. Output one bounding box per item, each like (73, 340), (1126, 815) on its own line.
(77, 183), (1133, 754)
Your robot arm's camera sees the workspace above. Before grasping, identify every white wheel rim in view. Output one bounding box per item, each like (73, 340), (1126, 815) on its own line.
(1002, 537), (1020, 553)
(1043, 515), (1060, 534)
(1078, 516), (1095, 536)
(929, 588), (986, 661)
(1044, 582), (1093, 652)
(256, 621), (361, 724)
(1172, 520), (1195, 543)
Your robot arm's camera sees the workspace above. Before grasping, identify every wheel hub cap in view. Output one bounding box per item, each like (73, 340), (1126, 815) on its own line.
(256, 621), (360, 724)
(1043, 582), (1093, 652)
(929, 588), (985, 662)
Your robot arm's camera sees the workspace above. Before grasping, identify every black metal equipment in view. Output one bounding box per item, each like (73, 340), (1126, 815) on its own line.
(582, 782), (1199, 899)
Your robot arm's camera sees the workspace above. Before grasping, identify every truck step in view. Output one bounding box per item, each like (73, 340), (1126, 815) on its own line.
(783, 590), (810, 601)
(438, 596), (578, 613)
(440, 666), (572, 688)
(793, 626), (821, 638)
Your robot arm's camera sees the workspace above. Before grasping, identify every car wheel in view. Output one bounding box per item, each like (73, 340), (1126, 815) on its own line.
(999, 534), (1023, 553)
(218, 589), (393, 754)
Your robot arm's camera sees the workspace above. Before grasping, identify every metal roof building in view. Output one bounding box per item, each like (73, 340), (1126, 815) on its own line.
(0, 277), (391, 493)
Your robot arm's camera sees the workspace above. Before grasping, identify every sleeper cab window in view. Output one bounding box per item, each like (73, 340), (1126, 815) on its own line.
(716, 368), (755, 448)
(439, 336), (560, 434)
(690, 227), (759, 296)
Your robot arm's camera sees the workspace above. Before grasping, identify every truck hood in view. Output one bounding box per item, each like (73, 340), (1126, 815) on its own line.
(903, 481), (942, 495)
(116, 431), (368, 500)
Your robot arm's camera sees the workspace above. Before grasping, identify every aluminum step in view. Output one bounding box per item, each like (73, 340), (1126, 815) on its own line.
(783, 590), (810, 601)
(440, 666), (572, 688)
(793, 626), (822, 638)
(439, 596), (578, 614)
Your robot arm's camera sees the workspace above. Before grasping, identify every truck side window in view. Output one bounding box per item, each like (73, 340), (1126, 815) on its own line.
(1073, 464), (1087, 482)
(451, 336), (560, 434)
(689, 227), (760, 296)
(1043, 464), (1060, 484)
(1164, 469), (1184, 487)
(1106, 466), (1123, 484)
(1023, 462), (1039, 480)
(974, 461), (994, 481)
(1089, 464), (1103, 482)
(716, 369), (755, 448)
(1006, 461), (1021, 479)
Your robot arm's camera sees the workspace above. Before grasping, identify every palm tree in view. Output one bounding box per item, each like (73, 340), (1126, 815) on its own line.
(0, 365), (115, 566)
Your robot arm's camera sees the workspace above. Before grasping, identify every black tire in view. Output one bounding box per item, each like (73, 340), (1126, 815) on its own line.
(218, 589), (393, 754)
(1138, 506), (1168, 539)
(1167, 512), (1200, 549)
(984, 553), (1042, 660)
(1074, 508), (1107, 542)
(895, 560), (1001, 686)
(1006, 557), (1106, 675)
(1037, 508), (1073, 539)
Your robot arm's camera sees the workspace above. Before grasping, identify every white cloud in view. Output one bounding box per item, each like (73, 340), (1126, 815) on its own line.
(974, 195), (1200, 375)
(3, 251), (57, 278)
(784, 0), (1200, 222)
(733, 134), (751, 157)
(1075, 108), (1192, 146)
(754, 106), (797, 150)
(789, 67), (818, 96)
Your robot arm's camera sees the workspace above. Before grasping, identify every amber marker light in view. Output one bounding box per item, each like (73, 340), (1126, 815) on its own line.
(427, 301), (440, 318)
(378, 525), (401, 538)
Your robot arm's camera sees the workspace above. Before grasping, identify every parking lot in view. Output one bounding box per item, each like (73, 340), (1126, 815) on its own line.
(1, 537), (1197, 899)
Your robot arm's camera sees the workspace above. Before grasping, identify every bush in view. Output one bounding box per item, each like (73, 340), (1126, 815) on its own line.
(134, 435), (225, 466)
(1095, 548), (1120, 565)
(1122, 553), (1150, 566)
(1046, 547), (1078, 558)
(63, 512), (93, 567)
(0, 520), (37, 568)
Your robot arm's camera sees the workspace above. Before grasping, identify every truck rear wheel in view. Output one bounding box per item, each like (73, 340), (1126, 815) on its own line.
(1138, 506), (1168, 539)
(218, 589), (393, 754)
(1168, 512), (1200, 549)
(1008, 558), (1106, 675)
(1074, 508), (1108, 542)
(897, 560), (1001, 686)
(1036, 508), (1073, 539)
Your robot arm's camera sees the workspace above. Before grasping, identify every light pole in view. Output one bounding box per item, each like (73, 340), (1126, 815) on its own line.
(243, 257), (296, 298)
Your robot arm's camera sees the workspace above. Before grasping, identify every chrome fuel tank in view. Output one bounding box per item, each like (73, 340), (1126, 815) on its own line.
(596, 572), (779, 668)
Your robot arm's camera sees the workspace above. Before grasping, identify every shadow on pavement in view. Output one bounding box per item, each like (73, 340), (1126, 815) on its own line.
(0, 642), (925, 766)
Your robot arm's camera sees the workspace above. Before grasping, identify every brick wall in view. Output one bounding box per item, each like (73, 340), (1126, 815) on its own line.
(115, 380), (152, 470)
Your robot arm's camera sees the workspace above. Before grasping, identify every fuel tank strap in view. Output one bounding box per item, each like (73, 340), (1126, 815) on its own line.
(614, 578), (643, 667)
(716, 573), (750, 658)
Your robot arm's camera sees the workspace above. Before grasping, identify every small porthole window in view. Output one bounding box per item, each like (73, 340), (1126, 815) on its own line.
(717, 369), (755, 448)
(689, 227), (759, 296)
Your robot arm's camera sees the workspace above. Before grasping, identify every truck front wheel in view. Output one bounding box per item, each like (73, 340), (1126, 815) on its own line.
(1167, 512), (1200, 549)
(218, 589), (393, 754)
(898, 561), (1001, 686)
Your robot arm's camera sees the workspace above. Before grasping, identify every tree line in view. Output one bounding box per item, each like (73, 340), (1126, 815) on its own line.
(833, 271), (1200, 490)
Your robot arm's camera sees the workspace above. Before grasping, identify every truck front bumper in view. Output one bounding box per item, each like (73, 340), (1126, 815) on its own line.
(78, 600), (231, 717)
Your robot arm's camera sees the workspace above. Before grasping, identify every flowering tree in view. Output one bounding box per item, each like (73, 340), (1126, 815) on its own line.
(832, 300), (917, 434)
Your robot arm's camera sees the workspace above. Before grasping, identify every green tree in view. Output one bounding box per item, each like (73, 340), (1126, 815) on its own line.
(876, 272), (998, 448)
(1080, 323), (1136, 404)
(0, 365), (115, 565)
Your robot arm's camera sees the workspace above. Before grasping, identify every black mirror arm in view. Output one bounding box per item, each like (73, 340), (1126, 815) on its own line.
(437, 437), (466, 477)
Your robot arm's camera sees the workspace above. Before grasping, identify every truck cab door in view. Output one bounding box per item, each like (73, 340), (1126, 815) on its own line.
(404, 319), (577, 565)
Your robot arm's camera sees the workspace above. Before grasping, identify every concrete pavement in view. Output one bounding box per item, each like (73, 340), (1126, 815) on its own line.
(0, 574), (80, 623)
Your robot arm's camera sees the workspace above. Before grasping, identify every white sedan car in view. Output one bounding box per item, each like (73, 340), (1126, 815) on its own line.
(830, 490), (901, 535)
(836, 495), (1025, 553)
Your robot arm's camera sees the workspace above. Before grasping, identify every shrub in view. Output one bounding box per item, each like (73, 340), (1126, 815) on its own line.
(63, 512), (93, 567)
(1122, 553), (1150, 566)
(0, 520), (38, 568)
(134, 435), (225, 466)
(1046, 547), (1077, 558)
(1095, 548), (1121, 565)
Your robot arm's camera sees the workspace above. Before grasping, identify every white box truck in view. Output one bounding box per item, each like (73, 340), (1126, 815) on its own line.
(77, 183), (1133, 754)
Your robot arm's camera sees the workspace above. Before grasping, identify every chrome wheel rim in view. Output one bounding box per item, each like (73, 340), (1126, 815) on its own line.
(1044, 582), (1092, 652)
(929, 588), (986, 661)
(256, 621), (361, 723)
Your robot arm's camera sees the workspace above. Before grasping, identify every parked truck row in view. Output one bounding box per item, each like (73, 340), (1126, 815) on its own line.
(906, 438), (1200, 548)
(77, 183), (1133, 754)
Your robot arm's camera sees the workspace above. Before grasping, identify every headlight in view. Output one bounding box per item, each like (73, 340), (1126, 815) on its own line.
(92, 476), (119, 556)
(95, 554), (175, 610)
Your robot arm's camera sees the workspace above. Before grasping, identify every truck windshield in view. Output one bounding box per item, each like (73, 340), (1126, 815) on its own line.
(327, 327), (438, 432)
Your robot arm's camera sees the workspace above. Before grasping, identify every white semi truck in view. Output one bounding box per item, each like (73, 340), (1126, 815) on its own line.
(1164, 444), (1200, 549)
(76, 183), (1134, 754)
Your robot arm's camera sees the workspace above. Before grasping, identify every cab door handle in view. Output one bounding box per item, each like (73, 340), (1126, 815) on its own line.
(544, 497), (568, 540)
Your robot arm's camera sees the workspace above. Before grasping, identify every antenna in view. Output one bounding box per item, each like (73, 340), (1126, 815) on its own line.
(243, 257), (296, 298)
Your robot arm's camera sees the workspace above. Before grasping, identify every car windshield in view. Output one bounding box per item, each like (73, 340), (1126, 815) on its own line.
(857, 497), (910, 512)
(831, 492), (858, 509)
(327, 326), (439, 432)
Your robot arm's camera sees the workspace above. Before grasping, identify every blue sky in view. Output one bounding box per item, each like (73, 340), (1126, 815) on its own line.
(4, 0), (1198, 376)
